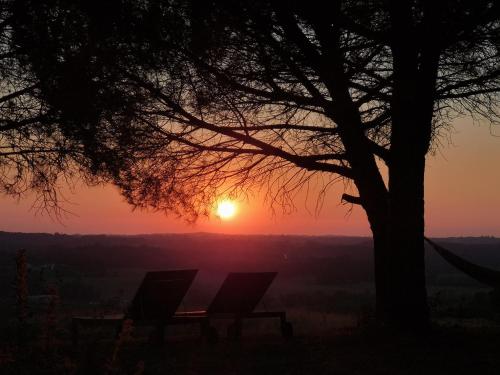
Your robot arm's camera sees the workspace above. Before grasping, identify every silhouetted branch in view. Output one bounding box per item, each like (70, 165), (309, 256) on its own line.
(7, 0), (499, 220)
(341, 193), (362, 205)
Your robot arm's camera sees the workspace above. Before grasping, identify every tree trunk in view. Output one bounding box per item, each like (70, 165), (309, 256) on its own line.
(387, 152), (429, 329)
(364, 153), (429, 330)
(373, 1), (436, 328)
(371, 223), (391, 323)
(350, 1), (437, 330)
(367, 155), (429, 330)
(368, 198), (429, 330)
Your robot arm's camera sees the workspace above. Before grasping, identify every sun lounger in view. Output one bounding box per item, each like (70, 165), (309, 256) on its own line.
(71, 269), (199, 344)
(174, 272), (293, 340)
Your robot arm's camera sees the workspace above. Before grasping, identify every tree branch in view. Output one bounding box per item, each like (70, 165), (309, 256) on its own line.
(341, 193), (362, 205)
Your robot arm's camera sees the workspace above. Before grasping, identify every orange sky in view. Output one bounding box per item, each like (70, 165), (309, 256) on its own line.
(1, 118), (499, 236)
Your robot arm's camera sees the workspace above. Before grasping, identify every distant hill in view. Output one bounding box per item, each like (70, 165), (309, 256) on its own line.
(1, 231), (500, 287)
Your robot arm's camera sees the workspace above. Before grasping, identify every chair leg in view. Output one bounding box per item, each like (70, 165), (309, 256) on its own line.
(280, 315), (293, 339)
(114, 321), (123, 339)
(201, 320), (219, 344)
(148, 324), (165, 345)
(71, 319), (79, 346)
(227, 318), (242, 341)
(200, 321), (207, 339)
(158, 324), (165, 344)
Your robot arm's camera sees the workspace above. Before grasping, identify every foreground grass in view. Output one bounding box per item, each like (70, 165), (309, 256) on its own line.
(2, 324), (500, 374)
(2, 252), (500, 374)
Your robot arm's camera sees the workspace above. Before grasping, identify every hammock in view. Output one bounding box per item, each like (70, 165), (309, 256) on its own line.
(424, 237), (500, 288)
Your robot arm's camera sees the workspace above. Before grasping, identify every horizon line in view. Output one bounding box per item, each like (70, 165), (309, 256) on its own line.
(0, 229), (498, 240)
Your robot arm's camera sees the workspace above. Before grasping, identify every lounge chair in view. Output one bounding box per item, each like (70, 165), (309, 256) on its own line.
(71, 269), (199, 344)
(174, 272), (293, 340)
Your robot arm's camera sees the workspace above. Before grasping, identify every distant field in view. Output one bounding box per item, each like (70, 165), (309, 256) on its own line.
(1, 232), (500, 373)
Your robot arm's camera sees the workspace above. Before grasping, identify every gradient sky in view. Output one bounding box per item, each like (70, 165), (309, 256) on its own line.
(1, 118), (499, 236)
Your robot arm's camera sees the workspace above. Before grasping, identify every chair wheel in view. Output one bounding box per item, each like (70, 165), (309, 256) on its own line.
(227, 320), (242, 340)
(281, 321), (293, 339)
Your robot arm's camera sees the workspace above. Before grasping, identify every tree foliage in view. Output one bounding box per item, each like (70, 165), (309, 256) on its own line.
(0, 3), (76, 212)
(0, 0), (149, 213)
(11, 0), (499, 219)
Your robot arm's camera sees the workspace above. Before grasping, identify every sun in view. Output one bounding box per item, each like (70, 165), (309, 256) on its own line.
(216, 199), (237, 220)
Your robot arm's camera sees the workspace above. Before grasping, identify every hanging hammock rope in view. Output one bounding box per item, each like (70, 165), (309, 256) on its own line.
(424, 237), (500, 288)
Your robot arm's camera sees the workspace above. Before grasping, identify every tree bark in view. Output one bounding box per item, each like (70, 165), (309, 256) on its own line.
(370, 220), (390, 323)
(367, 167), (429, 330)
(386, 153), (429, 329)
(355, 159), (427, 330)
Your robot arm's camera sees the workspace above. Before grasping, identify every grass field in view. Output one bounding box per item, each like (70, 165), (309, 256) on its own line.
(3, 321), (500, 374)
(2, 234), (500, 374)
(2, 271), (500, 374)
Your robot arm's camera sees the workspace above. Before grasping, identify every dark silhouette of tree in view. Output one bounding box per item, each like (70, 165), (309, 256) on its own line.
(0, 5), (69, 212)
(0, 1), (143, 214)
(11, 0), (500, 329)
(0, 4), (104, 214)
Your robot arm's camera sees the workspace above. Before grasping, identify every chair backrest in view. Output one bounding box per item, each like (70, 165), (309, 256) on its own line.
(127, 269), (197, 321)
(207, 272), (277, 314)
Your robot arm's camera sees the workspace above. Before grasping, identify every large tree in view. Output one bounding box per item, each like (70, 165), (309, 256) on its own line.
(12, 0), (500, 328)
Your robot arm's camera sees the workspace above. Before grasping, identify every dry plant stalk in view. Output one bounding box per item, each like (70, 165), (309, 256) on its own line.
(42, 285), (60, 353)
(15, 249), (28, 324)
(105, 318), (134, 374)
(133, 360), (145, 375)
(15, 249), (28, 347)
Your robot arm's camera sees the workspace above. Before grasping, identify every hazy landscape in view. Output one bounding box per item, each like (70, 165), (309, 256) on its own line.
(2, 232), (500, 373)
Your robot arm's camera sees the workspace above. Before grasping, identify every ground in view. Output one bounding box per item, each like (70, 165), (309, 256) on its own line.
(2, 234), (500, 374)
(2, 321), (500, 374)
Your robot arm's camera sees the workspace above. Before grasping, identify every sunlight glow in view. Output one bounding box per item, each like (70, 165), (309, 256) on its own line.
(216, 199), (237, 220)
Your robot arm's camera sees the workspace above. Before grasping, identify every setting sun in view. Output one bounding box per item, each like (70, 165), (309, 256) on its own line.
(216, 199), (237, 220)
